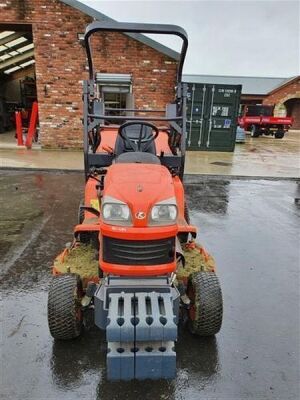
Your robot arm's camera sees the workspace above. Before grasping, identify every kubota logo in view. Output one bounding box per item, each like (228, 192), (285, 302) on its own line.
(135, 211), (146, 219)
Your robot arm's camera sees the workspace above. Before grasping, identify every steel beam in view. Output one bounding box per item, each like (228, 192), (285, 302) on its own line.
(0, 32), (23, 46)
(0, 49), (34, 71)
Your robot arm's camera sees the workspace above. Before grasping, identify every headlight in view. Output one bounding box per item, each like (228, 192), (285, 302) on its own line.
(102, 197), (131, 225)
(150, 198), (177, 225)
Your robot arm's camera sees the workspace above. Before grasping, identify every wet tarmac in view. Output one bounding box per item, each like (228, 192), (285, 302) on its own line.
(0, 170), (299, 400)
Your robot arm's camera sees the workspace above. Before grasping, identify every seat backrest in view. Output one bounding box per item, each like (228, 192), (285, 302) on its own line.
(114, 124), (156, 156)
(115, 152), (161, 164)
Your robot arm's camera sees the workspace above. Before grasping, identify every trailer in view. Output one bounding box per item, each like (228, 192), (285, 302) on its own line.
(239, 105), (293, 139)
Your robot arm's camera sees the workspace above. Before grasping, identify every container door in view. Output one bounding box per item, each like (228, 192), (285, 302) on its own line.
(203, 85), (240, 151)
(186, 83), (208, 150)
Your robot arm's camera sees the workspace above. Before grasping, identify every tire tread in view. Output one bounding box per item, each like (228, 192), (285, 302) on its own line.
(189, 271), (223, 336)
(48, 274), (82, 340)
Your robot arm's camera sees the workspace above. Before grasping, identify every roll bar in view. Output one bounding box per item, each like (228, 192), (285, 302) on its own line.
(84, 21), (188, 84)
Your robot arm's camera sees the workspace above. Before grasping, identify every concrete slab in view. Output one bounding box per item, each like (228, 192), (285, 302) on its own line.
(0, 130), (41, 150)
(0, 147), (83, 170)
(186, 130), (300, 178)
(0, 130), (299, 178)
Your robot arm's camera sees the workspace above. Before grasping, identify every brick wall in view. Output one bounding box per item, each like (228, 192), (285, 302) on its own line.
(263, 77), (300, 129)
(0, 0), (177, 148)
(289, 100), (300, 129)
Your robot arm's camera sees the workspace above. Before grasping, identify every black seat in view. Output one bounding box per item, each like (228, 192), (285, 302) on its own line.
(115, 152), (161, 164)
(114, 124), (156, 156)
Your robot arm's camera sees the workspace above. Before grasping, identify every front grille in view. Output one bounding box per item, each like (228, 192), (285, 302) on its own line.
(102, 236), (175, 265)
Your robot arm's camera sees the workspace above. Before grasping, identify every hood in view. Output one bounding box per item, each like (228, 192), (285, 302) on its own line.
(102, 163), (176, 227)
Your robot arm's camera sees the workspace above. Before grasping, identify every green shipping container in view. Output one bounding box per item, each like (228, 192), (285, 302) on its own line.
(184, 82), (242, 151)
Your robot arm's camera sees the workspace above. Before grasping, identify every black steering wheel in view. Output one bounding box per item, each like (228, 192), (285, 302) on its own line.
(118, 121), (159, 152)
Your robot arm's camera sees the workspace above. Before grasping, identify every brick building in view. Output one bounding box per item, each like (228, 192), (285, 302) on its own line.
(263, 76), (300, 129)
(1, 1), (299, 149)
(0, 0), (178, 147)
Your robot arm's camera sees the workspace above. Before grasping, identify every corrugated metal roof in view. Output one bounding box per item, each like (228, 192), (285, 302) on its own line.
(61, 0), (180, 61)
(183, 74), (293, 95)
(0, 31), (35, 74)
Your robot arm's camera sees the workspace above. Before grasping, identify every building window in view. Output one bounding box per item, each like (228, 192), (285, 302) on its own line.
(102, 92), (127, 114)
(96, 73), (133, 116)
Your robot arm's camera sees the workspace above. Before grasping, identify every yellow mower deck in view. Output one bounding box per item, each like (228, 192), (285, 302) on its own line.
(53, 244), (99, 287)
(177, 242), (216, 282)
(53, 241), (215, 285)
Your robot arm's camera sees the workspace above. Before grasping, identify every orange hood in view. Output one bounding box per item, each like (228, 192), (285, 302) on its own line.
(102, 163), (176, 227)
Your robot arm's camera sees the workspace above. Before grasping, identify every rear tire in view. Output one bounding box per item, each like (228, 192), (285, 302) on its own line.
(184, 202), (190, 225)
(187, 271), (223, 336)
(250, 125), (260, 138)
(48, 274), (83, 340)
(77, 200), (90, 243)
(274, 129), (284, 139)
(78, 200), (84, 224)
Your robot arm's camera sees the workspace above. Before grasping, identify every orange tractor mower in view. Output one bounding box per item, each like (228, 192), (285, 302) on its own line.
(47, 21), (223, 380)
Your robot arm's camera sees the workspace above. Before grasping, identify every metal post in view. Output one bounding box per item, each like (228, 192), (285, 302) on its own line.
(15, 111), (23, 146)
(25, 101), (39, 149)
(180, 83), (187, 179)
(197, 85), (206, 147)
(83, 80), (90, 180)
(206, 85), (215, 148)
(187, 84), (195, 147)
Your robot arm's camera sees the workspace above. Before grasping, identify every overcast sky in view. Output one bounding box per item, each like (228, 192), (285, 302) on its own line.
(81, 0), (299, 78)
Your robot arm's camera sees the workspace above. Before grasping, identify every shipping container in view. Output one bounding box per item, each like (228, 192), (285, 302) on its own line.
(184, 82), (242, 151)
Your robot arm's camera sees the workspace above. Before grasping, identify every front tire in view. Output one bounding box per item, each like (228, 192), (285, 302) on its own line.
(187, 271), (223, 336)
(250, 125), (260, 138)
(48, 274), (83, 340)
(274, 129), (284, 139)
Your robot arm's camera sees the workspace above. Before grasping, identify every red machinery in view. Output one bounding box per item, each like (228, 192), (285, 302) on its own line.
(239, 105), (293, 138)
(15, 101), (39, 148)
(47, 21), (223, 381)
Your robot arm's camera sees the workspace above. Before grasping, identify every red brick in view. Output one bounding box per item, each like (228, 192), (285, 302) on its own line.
(0, 0), (177, 148)
(263, 77), (300, 129)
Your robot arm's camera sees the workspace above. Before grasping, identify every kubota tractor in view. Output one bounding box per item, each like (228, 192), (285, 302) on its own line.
(47, 21), (223, 380)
